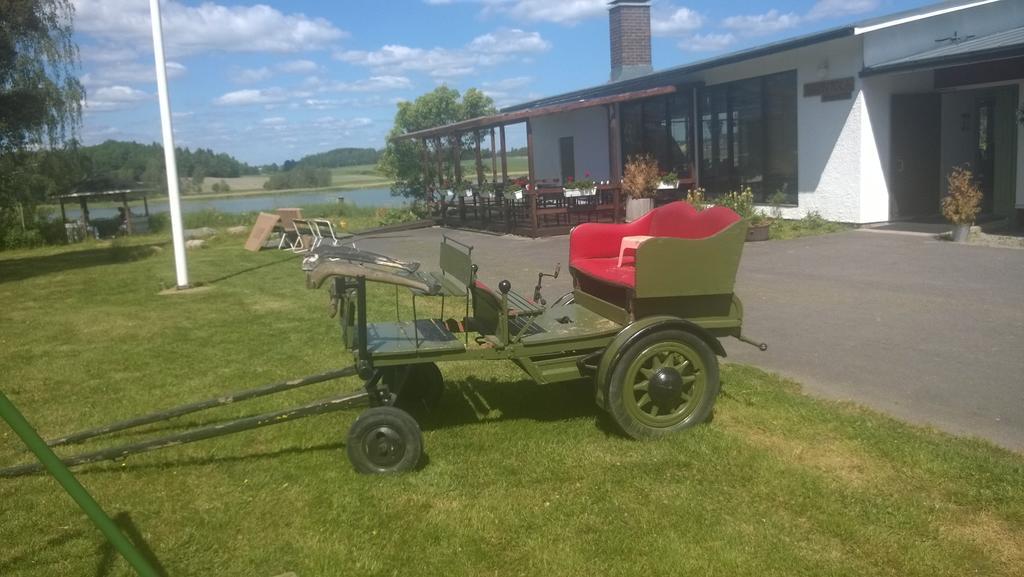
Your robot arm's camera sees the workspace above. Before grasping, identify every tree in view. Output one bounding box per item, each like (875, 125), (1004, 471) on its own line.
(0, 0), (82, 161)
(1, 0), (83, 246)
(379, 86), (496, 200)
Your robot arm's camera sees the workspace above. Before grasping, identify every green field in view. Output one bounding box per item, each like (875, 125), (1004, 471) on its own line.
(194, 157), (529, 195)
(1, 235), (1022, 576)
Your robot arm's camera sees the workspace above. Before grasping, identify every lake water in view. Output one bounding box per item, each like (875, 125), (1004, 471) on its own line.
(61, 187), (406, 220)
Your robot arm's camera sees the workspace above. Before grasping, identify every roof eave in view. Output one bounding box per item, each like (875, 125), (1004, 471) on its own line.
(860, 44), (1024, 77)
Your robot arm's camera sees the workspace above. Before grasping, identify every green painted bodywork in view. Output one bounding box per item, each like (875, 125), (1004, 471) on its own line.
(322, 231), (747, 393)
(635, 219), (748, 298)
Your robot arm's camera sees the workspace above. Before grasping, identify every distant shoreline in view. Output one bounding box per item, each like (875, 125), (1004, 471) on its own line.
(45, 180), (397, 211)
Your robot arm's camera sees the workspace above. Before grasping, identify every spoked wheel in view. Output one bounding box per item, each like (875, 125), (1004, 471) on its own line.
(392, 363), (444, 412)
(346, 407), (423, 474)
(607, 329), (719, 440)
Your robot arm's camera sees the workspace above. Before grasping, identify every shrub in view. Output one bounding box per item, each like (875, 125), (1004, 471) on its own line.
(2, 227), (44, 250)
(768, 190), (788, 220)
(941, 165), (982, 225)
(801, 211), (827, 229)
(622, 154), (660, 199)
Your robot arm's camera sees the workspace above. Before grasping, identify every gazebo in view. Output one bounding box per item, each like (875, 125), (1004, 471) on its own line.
(56, 188), (153, 236)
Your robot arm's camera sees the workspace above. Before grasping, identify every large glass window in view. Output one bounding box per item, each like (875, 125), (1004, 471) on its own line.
(621, 91), (694, 180)
(700, 70), (797, 203)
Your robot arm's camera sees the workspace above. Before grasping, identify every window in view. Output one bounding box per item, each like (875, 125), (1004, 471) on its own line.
(559, 136), (575, 183)
(621, 91), (694, 179)
(700, 70), (797, 203)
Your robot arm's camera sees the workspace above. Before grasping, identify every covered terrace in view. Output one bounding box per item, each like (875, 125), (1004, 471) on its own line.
(392, 84), (694, 237)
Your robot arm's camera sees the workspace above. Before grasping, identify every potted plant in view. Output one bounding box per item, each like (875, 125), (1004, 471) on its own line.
(622, 154), (660, 221)
(562, 172), (597, 197)
(657, 171), (679, 190)
(456, 179), (474, 198)
(500, 178), (527, 201)
(941, 165), (983, 242)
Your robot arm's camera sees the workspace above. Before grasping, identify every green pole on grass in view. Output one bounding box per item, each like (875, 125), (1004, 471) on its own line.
(0, 391), (159, 577)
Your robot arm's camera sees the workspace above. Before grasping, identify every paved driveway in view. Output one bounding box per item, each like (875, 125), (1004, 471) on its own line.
(355, 227), (1024, 451)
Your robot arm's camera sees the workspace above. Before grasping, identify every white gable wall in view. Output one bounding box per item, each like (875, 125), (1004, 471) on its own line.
(530, 107), (611, 184)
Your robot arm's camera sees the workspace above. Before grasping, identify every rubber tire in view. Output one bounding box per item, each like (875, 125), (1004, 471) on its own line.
(607, 329), (720, 440)
(393, 363), (444, 412)
(346, 407), (423, 474)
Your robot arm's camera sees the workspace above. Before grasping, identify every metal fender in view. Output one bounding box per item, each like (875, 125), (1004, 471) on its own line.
(594, 316), (727, 410)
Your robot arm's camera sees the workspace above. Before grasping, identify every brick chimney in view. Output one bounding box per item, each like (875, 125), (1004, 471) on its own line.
(609, 0), (653, 83)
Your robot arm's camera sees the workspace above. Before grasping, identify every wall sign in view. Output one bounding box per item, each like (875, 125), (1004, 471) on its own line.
(803, 77), (854, 102)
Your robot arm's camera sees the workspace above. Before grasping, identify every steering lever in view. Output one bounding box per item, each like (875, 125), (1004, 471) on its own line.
(533, 263), (561, 306)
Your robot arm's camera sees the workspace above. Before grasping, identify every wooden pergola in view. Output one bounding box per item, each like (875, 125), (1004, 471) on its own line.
(392, 85), (678, 237)
(56, 189), (153, 235)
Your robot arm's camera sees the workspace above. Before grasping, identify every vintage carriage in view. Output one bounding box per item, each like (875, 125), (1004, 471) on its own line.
(2, 201), (764, 479)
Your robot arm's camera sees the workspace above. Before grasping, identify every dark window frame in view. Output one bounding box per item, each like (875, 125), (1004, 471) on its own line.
(697, 70), (798, 204)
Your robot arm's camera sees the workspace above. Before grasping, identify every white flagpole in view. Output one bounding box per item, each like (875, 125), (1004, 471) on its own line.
(149, 0), (189, 288)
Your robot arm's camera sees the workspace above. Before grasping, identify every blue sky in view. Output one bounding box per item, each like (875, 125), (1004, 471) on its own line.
(73, 0), (934, 165)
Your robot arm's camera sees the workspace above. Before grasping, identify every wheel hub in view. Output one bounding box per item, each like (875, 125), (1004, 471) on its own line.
(648, 367), (685, 409)
(363, 426), (405, 467)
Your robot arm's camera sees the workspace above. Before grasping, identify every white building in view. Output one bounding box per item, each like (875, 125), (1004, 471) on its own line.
(399, 0), (1024, 227)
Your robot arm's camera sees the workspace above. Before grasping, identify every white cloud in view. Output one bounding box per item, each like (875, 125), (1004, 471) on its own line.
(652, 7), (703, 36)
(327, 75), (413, 92)
(80, 45), (140, 63)
(336, 29), (549, 78)
(421, 0), (606, 25)
(278, 59), (319, 74)
(489, 0), (607, 25)
(467, 29), (550, 53)
(807, 0), (880, 20)
(81, 61), (186, 88)
(83, 85), (151, 112)
(214, 87), (292, 106)
(302, 98), (335, 110)
(216, 74), (409, 107)
(260, 116), (287, 125)
(232, 67), (272, 84)
(73, 0), (346, 56)
(722, 9), (801, 35)
(678, 33), (735, 52)
(481, 76), (534, 107)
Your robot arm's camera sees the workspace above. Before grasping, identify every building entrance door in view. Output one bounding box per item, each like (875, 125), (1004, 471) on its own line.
(890, 93), (941, 219)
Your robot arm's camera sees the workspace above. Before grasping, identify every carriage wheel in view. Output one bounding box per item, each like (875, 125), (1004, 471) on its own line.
(393, 363), (445, 412)
(607, 329), (719, 440)
(346, 407), (423, 474)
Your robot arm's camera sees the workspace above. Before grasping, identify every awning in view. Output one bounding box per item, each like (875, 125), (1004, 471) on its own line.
(391, 85), (676, 142)
(57, 189), (154, 200)
(861, 25), (1024, 76)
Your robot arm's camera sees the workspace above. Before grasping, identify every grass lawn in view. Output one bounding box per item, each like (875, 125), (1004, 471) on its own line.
(1, 235), (1022, 577)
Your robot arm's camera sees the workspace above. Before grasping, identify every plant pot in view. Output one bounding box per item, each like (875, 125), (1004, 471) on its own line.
(951, 223), (971, 242)
(746, 223), (771, 242)
(625, 198), (654, 222)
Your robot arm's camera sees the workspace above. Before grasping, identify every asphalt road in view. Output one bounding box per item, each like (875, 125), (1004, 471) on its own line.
(355, 226), (1024, 452)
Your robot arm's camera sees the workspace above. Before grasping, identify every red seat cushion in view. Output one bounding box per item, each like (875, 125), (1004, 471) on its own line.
(648, 201), (699, 237)
(569, 202), (741, 293)
(674, 205), (741, 239)
(571, 256), (636, 289)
